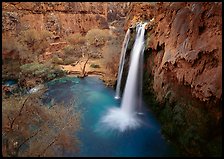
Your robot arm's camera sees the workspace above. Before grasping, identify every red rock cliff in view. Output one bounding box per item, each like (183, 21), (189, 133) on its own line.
(125, 2), (222, 104)
(2, 2), (109, 37)
(2, 2), (115, 38)
(124, 3), (222, 156)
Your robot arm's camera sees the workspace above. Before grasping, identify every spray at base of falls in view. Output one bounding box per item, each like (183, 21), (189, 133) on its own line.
(29, 84), (44, 94)
(100, 23), (147, 132)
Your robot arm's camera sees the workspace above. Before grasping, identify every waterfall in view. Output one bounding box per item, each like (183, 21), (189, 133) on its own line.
(120, 23), (146, 113)
(137, 43), (145, 114)
(100, 23), (147, 132)
(115, 29), (131, 99)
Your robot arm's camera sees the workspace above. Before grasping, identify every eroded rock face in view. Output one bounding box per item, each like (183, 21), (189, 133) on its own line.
(125, 3), (222, 155)
(2, 2), (132, 39)
(2, 2), (110, 37)
(107, 2), (131, 22)
(125, 2), (222, 103)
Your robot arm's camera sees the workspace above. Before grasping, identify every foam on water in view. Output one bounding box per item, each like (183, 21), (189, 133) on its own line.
(100, 107), (141, 132)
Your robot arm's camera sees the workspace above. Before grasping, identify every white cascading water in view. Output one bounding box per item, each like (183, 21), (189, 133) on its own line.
(100, 23), (147, 132)
(114, 29), (131, 99)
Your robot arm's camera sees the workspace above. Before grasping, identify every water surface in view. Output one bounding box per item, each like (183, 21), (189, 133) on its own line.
(43, 76), (178, 157)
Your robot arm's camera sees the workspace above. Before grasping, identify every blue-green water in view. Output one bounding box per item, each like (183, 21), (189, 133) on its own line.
(43, 76), (178, 157)
(2, 79), (17, 86)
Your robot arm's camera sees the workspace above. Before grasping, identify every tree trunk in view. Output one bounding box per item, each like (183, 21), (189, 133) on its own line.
(80, 56), (90, 78)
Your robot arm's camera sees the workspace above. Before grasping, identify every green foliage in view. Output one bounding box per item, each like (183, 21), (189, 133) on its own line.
(142, 70), (221, 156)
(85, 29), (111, 47)
(51, 55), (64, 65)
(2, 59), (21, 80)
(20, 62), (65, 82)
(17, 29), (52, 63)
(63, 29), (111, 61)
(18, 29), (52, 47)
(156, 99), (218, 156)
(173, 104), (186, 127)
(179, 125), (204, 148)
(90, 63), (100, 68)
(20, 62), (46, 75)
(66, 33), (86, 45)
(63, 58), (76, 65)
(63, 45), (74, 55)
(206, 137), (222, 157)
(161, 122), (177, 138)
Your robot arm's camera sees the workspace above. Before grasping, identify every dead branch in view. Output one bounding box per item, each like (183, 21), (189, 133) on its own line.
(40, 137), (58, 157)
(10, 95), (30, 129)
(16, 129), (42, 154)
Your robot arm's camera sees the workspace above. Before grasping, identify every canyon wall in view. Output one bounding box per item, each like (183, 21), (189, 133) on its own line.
(125, 2), (222, 104)
(124, 2), (222, 156)
(2, 2), (131, 38)
(2, 2), (109, 38)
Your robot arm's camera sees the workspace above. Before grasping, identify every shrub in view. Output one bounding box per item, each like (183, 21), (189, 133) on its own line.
(20, 62), (65, 82)
(18, 29), (52, 47)
(102, 37), (122, 74)
(51, 55), (64, 65)
(63, 45), (74, 56)
(66, 33), (86, 45)
(85, 29), (111, 47)
(52, 56), (78, 66)
(17, 29), (52, 63)
(63, 44), (85, 60)
(2, 90), (80, 157)
(88, 46), (102, 59)
(63, 58), (77, 65)
(20, 62), (46, 75)
(90, 63), (100, 68)
(2, 59), (21, 80)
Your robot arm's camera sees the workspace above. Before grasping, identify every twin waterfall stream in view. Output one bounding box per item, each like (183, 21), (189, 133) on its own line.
(39, 22), (177, 156)
(101, 23), (147, 132)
